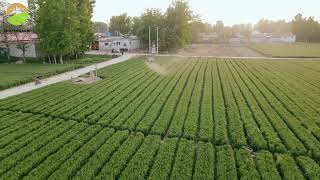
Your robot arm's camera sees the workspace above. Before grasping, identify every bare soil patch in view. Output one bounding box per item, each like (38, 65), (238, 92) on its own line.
(177, 44), (265, 57)
(72, 76), (102, 84)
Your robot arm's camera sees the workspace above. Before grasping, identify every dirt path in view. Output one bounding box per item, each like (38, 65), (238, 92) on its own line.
(177, 44), (265, 57)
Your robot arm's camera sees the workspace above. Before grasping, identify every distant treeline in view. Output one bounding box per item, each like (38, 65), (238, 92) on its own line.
(106, 0), (193, 52)
(96, 9), (320, 46)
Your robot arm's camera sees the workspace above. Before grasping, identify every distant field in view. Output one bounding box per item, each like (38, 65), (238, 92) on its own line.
(0, 55), (111, 90)
(250, 43), (320, 57)
(0, 57), (319, 179)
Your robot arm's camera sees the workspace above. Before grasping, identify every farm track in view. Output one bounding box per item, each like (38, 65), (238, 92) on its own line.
(0, 57), (319, 179)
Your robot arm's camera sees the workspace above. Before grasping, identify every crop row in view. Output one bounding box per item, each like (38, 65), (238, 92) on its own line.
(0, 59), (143, 114)
(247, 60), (320, 129)
(0, 59), (136, 109)
(0, 115), (318, 179)
(249, 60), (320, 119)
(231, 60), (320, 158)
(0, 57), (319, 158)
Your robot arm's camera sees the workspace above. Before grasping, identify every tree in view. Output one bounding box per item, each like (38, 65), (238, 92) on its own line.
(292, 14), (320, 42)
(109, 13), (132, 35)
(132, 9), (166, 50)
(76, 0), (95, 57)
(93, 21), (108, 33)
(255, 19), (291, 35)
(35, 0), (95, 64)
(191, 19), (213, 43)
(165, 0), (193, 50)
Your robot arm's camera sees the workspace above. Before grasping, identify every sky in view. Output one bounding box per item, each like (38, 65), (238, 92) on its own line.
(9, 0), (320, 26)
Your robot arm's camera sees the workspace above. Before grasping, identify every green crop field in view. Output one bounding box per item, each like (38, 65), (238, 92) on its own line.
(0, 55), (111, 90)
(0, 57), (319, 179)
(0, 64), (81, 90)
(250, 43), (320, 58)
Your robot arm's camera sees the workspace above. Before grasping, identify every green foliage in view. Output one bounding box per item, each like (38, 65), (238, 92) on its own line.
(0, 64), (81, 90)
(276, 154), (305, 180)
(35, 0), (95, 62)
(130, 0), (193, 51)
(193, 142), (215, 180)
(296, 156), (320, 180)
(165, 0), (193, 50)
(255, 19), (291, 35)
(216, 145), (238, 180)
(170, 139), (195, 180)
(109, 13), (132, 35)
(235, 148), (261, 180)
(292, 14), (320, 42)
(256, 151), (281, 180)
(93, 21), (108, 33)
(148, 138), (179, 180)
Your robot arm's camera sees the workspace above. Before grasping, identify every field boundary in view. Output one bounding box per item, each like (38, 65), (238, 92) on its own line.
(134, 53), (320, 60)
(246, 45), (320, 58)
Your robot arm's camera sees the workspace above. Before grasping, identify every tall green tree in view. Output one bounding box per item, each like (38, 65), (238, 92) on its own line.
(109, 13), (132, 35)
(35, 0), (95, 63)
(292, 14), (320, 42)
(191, 20), (213, 43)
(93, 21), (108, 33)
(255, 19), (291, 35)
(132, 9), (166, 50)
(165, 0), (193, 50)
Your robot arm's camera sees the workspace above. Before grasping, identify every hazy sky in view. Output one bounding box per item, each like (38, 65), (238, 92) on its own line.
(10, 0), (320, 25)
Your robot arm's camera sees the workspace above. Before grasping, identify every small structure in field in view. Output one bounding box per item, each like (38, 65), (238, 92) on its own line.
(72, 69), (102, 84)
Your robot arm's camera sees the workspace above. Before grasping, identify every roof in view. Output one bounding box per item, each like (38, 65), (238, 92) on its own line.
(0, 32), (38, 43)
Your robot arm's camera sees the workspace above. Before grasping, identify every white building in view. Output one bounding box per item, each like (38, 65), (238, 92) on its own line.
(251, 31), (296, 43)
(98, 35), (141, 53)
(0, 32), (40, 58)
(228, 31), (296, 44)
(268, 35), (296, 43)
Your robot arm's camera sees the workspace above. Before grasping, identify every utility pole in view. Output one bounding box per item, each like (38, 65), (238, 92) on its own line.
(156, 27), (159, 55)
(149, 26), (151, 54)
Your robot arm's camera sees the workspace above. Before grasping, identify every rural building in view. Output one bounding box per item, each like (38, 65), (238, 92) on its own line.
(93, 33), (141, 52)
(0, 32), (40, 58)
(251, 31), (296, 43)
(229, 31), (296, 44)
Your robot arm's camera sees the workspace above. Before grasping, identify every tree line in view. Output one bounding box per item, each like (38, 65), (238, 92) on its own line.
(0, 0), (95, 63)
(33, 0), (95, 64)
(101, 8), (320, 46)
(105, 0), (193, 52)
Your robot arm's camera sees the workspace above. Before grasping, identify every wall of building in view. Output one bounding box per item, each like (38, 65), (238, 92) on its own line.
(8, 42), (38, 58)
(99, 38), (141, 52)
